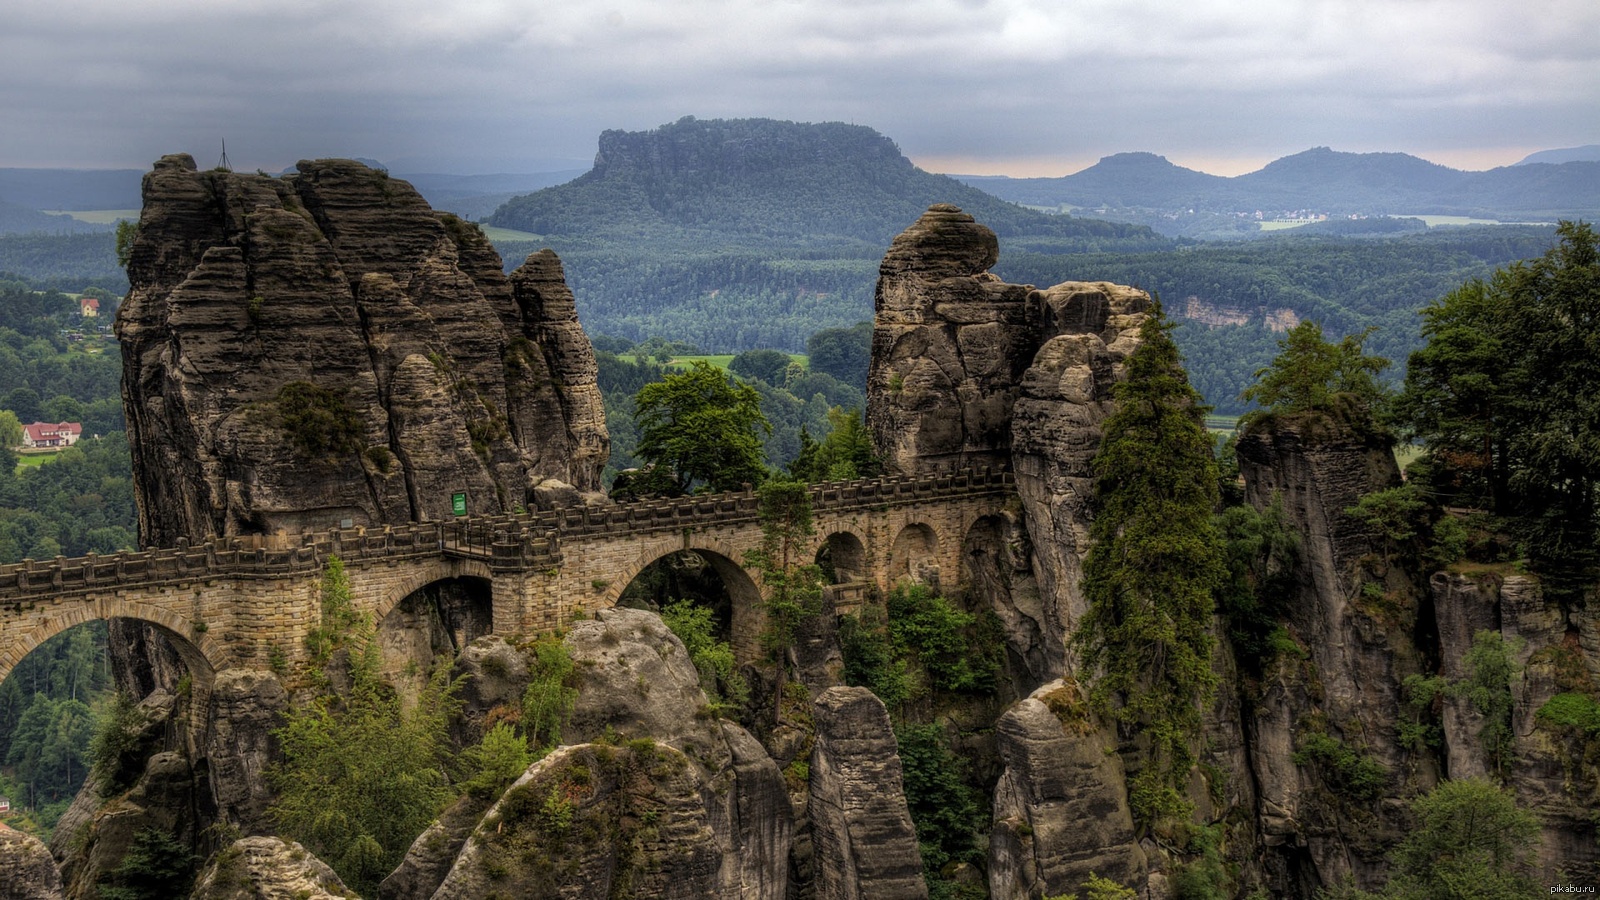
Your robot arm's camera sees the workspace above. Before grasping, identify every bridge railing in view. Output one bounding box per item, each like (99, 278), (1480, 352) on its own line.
(0, 466), (1014, 604)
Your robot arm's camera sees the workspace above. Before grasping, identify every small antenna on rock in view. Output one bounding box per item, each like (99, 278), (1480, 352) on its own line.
(217, 139), (231, 171)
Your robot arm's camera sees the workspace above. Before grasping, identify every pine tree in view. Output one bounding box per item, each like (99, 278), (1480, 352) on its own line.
(1072, 310), (1226, 827)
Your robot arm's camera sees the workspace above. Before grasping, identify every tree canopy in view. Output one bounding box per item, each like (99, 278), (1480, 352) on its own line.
(1397, 221), (1600, 595)
(632, 360), (771, 494)
(1071, 309), (1226, 826)
(1240, 319), (1389, 428)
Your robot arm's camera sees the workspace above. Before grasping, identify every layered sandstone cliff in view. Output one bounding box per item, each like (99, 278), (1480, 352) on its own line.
(868, 204), (1152, 681)
(117, 155), (607, 545)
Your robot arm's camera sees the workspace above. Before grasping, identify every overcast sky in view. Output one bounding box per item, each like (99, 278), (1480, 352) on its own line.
(3, 0), (1596, 177)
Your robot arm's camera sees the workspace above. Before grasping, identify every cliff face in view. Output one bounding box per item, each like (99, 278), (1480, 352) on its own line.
(117, 154), (607, 545)
(867, 204), (1151, 680)
(866, 204), (1038, 477)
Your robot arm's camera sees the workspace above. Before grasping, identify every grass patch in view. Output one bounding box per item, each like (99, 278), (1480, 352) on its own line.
(1394, 442), (1424, 471)
(477, 224), (543, 241)
(15, 450), (62, 471)
(666, 353), (807, 371)
(44, 209), (139, 224)
(1395, 213), (1553, 227)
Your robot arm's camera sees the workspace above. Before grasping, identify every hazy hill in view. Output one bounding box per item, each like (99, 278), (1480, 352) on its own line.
(0, 198), (110, 236)
(488, 117), (1162, 253)
(959, 147), (1600, 229)
(1515, 144), (1600, 166)
(0, 168), (142, 211)
(482, 117), (1168, 350)
(963, 153), (1230, 210)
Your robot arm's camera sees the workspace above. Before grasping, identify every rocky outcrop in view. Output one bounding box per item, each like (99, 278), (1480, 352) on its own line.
(376, 792), (497, 900)
(866, 204), (1037, 476)
(1235, 414), (1417, 889)
(0, 825), (63, 900)
(567, 609), (793, 900)
(203, 669), (287, 834)
(1008, 282), (1150, 678)
(189, 836), (355, 900)
(118, 154), (607, 546)
(1434, 572), (1600, 882)
(1431, 572), (1501, 780)
(867, 205), (1153, 683)
(402, 610), (792, 900)
(432, 741), (722, 899)
(988, 681), (1145, 899)
(808, 686), (927, 900)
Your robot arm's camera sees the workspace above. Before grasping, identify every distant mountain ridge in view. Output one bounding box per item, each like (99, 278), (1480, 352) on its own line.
(0, 168), (142, 211)
(487, 116), (1161, 250)
(958, 146), (1600, 223)
(1515, 145), (1600, 166)
(0, 198), (110, 236)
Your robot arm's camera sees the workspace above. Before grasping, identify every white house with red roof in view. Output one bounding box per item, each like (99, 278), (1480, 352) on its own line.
(21, 422), (82, 449)
(80, 297), (100, 317)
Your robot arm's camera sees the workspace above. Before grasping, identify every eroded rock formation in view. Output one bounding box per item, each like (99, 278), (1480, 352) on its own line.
(868, 204), (1152, 681)
(402, 610), (794, 900)
(118, 155), (607, 545)
(808, 687), (928, 900)
(0, 824), (63, 900)
(189, 836), (355, 900)
(987, 680), (1145, 899)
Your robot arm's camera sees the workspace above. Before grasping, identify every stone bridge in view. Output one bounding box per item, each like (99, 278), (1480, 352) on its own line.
(0, 468), (1014, 691)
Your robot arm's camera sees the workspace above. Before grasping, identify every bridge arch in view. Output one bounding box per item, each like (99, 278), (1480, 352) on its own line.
(815, 530), (870, 584)
(889, 522), (941, 584)
(609, 547), (766, 664)
(0, 600), (221, 695)
(373, 557), (496, 625)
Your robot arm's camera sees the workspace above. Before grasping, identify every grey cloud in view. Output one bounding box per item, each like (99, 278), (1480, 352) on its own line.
(0, 0), (1595, 173)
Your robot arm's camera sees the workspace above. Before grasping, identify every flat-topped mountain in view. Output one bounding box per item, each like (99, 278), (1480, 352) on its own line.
(487, 117), (1163, 251)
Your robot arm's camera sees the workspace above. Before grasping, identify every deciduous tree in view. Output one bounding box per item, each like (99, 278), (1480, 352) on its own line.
(634, 361), (770, 494)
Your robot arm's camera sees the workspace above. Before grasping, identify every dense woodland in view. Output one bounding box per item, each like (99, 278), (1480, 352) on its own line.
(0, 278), (133, 836)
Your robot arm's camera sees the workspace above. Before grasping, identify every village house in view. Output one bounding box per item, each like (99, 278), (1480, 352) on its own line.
(79, 297), (100, 317)
(21, 422), (82, 449)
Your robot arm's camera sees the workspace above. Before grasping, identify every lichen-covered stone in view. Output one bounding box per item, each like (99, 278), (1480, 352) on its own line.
(432, 742), (722, 900)
(118, 154), (607, 545)
(1235, 414), (1415, 890)
(188, 836), (355, 900)
(399, 609), (792, 900)
(988, 680), (1145, 899)
(808, 686), (927, 900)
(0, 824), (64, 900)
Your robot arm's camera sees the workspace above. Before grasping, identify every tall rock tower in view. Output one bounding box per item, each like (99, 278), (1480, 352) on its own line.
(117, 155), (608, 546)
(867, 204), (1154, 679)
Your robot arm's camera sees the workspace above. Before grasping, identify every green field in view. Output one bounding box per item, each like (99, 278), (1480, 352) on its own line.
(1397, 214), (1553, 227)
(477, 224), (542, 242)
(15, 450), (61, 472)
(667, 353), (808, 371)
(47, 209), (138, 225)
